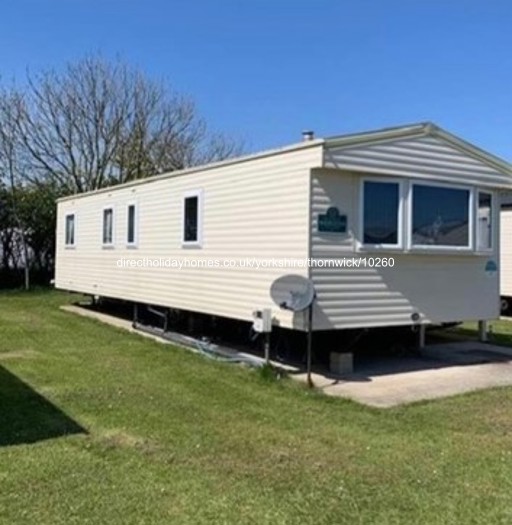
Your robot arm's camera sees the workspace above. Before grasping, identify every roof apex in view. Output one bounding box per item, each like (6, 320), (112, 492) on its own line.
(325, 122), (512, 175)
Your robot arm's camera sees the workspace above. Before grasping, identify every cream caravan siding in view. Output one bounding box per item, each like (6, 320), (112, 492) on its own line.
(324, 135), (511, 188)
(55, 145), (323, 330)
(500, 209), (512, 297)
(310, 169), (500, 330)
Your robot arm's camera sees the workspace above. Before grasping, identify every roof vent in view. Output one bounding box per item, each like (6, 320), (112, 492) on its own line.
(302, 130), (315, 142)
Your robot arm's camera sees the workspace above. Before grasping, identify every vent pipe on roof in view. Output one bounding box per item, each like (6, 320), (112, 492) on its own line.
(302, 130), (315, 142)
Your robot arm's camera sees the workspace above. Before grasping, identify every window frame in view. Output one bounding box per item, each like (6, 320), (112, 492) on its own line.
(407, 180), (474, 252)
(102, 206), (115, 248)
(126, 201), (138, 248)
(182, 189), (203, 248)
(359, 177), (405, 251)
(64, 212), (76, 248)
(476, 190), (494, 253)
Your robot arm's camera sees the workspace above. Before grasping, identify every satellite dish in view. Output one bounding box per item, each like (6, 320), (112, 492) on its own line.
(270, 274), (315, 312)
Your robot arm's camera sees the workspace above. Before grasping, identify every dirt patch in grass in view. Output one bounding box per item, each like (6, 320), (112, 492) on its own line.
(0, 349), (40, 360)
(97, 430), (164, 456)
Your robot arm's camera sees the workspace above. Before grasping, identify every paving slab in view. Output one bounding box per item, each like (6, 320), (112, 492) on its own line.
(308, 341), (512, 408)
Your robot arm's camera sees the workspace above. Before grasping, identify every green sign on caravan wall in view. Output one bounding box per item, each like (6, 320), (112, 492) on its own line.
(318, 207), (347, 233)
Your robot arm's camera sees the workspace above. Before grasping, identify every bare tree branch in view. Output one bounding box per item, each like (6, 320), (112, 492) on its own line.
(2, 55), (243, 193)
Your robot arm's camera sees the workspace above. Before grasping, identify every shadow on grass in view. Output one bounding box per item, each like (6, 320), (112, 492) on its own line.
(0, 365), (86, 447)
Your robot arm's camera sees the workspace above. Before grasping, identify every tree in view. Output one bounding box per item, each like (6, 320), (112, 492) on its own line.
(0, 183), (14, 272)
(11, 55), (242, 193)
(0, 92), (31, 289)
(0, 55), (242, 288)
(16, 183), (59, 275)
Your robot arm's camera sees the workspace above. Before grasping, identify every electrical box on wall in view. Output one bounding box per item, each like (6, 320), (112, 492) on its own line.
(252, 308), (272, 333)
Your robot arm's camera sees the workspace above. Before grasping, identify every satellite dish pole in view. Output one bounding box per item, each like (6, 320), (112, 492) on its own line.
(270, 274), (316, 388)
(306, 300), (314, 388)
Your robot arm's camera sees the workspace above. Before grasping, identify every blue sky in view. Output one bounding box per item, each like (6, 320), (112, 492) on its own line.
(1, 0), (511, 158)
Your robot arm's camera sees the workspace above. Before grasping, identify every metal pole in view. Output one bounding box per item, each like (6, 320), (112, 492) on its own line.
(478, 320), (488, 342)
(264, 332), (270, 365)
(164, 308), (170, 333)
(419, 324), (426, 349)
(306, 303), (313, 388)
(132, 302), (138, 329)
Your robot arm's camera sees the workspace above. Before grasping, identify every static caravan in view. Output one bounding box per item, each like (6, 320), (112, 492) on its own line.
(500, 203), (512, 311)
(55, 123), (512, 343)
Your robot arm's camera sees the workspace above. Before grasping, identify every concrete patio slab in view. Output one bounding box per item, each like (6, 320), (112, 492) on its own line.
(304, 341), (512, 408)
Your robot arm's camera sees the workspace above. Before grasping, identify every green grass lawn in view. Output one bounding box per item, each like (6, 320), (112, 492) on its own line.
(2, 290), (512, 524)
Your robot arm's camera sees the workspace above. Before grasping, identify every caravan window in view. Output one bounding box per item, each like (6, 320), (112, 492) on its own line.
(182, 190), (203, 246)
(477, 192), (493, 251)
(362, 180), (401, 247)
(65, 214), (75, 246)
(102, 207), (114, 246)
(411, 185), (470, 248)
(127, 203), (137, 246)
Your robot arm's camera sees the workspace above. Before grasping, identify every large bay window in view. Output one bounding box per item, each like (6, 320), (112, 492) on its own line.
(362, 180), (401, 247)
(411, 184), (470, 248)
(360, 178), (493, 253)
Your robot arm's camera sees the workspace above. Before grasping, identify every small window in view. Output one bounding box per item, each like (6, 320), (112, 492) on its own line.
(363, 181), (400, 246)
(412, 185), (470, 248)
(477, 192), (493, 251)
(127, 204), (137, 246)
(182, 191), (202, 245)
(65, 214), (75, 246)
(103, 208), (114, 246)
